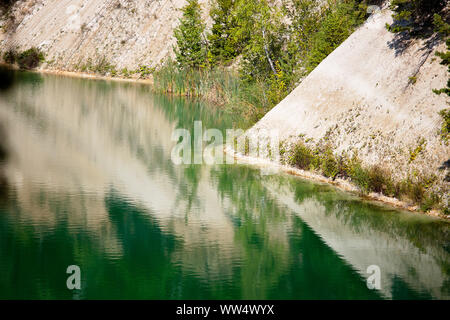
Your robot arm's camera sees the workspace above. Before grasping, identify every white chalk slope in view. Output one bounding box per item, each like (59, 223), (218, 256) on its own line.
(0, 0), (209, 70)
(247, 8), (449, 202)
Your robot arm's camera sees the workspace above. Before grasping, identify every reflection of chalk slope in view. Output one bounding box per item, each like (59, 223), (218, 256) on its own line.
(263, 180), (449, 299)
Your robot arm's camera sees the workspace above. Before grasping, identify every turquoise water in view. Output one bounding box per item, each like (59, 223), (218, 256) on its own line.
(0, 71), (448, 299)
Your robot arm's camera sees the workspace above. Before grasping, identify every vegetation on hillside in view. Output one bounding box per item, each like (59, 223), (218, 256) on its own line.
(387, 0), (447, 34)
(2, 47), (45, 69)
(283, 140), (445, 213)
(154, 0), (369, 126)
(432, 14), (450, 97)
(173, 0), (208, 69)
(387, 0), (449, 98)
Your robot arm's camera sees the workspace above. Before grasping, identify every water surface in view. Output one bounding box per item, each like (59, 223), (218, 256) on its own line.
(0, 71), (448, 299)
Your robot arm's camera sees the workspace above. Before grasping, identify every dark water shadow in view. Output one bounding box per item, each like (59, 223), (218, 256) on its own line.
(0, 121), (10, 204)
(0, 66), (16, 92)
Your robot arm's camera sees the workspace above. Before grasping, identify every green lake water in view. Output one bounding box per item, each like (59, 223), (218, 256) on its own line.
(0, 71), (448, 299)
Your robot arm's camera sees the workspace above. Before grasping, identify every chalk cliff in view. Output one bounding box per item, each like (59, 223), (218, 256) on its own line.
(0, 0), (209, 71)
(245, 8), (449, 211)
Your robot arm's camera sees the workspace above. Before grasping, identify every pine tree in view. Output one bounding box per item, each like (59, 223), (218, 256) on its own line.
(208, 0), (240, 64)
(305, 0), (366, 73)
(173, 0), (208, 69)
(281, 0), (325, 87)
(387, 0), (446, 34)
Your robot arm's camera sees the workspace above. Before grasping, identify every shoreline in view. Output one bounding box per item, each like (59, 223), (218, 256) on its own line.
(6, 66), (448, 220)
(0, 63), (154, 85)
(225, 146), (449, 220)
(36, 67), (154, 85)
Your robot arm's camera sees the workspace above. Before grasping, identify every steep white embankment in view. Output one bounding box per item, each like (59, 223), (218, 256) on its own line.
(246, 8), (449, 211)
(0, 0), (209, 71)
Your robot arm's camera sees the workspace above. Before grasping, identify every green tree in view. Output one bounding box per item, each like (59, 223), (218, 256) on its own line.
(305, 0), (366, 73)
(281, 0), (325, 89)
(208, 0), (240, 64)
(17, 47), (45, 69)
(387, 0), (446, 34)
(173, 0), (208, 69)
(234, 0), (287, 82)
(268, 61), (287, 106)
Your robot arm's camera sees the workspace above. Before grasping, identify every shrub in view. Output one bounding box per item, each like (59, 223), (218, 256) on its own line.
(399, 174), (436, 204)
(288, 142), (314, 170)
(406, 179), (426, 203)
(91, 57), (115, 75)
(2, 49), (16, 64)
(349, 161), (370, 193)
(420, 192), (440, 212)
(267, 61), (288, 106)
(438, 109), (450, 142)
(408, 137), (426, 162)
(17, 47), (44, 69)
(368, 166), (394, 195)
(283, 140), (444, 212)
(121, 68), (130, 77)
(320, 148), (339, 179)
(137, 65), (153, 78)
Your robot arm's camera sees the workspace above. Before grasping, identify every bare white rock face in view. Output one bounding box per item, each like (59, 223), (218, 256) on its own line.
(0, 0), (211, 71)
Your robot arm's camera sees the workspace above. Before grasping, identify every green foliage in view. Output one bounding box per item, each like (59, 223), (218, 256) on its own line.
(388, 4), (449, 97)
(153, 58), (270, 126)
(432, 14), (450, 96)
(2, 48), (16, 64)
(173, 0), (208, 69)
(207, 0), (240, 64)
(408, 137), (426, 163)
(288, 142), (315, 170)
(234, 0), (287, 83)
(349, 163), (397, 197)
(305, 0), (367, 73)
(348, 159), (370, 192)
(420, 192), (440, 212)
(286, 141), (443, 211)
(319, 148), (339, 179)
(408, 75), (417, 84)
(398, 174), (436, 205)
(281, 0), (324, 88)
(157, 0), (370, 124)
(137, 65), (153, 78)
(91, 57), (116, 75)
(433, 13), (450, 36)
(77, 57), (118, 76)
(267, 61), (288, 106)
(367, 166), (396, 196)
(121, 68), (130, 77)
(288, 142), (344, 179)
(438, 108), (450, 142)
(387, 0), (446, 34)
(17, 47), (45, 69)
